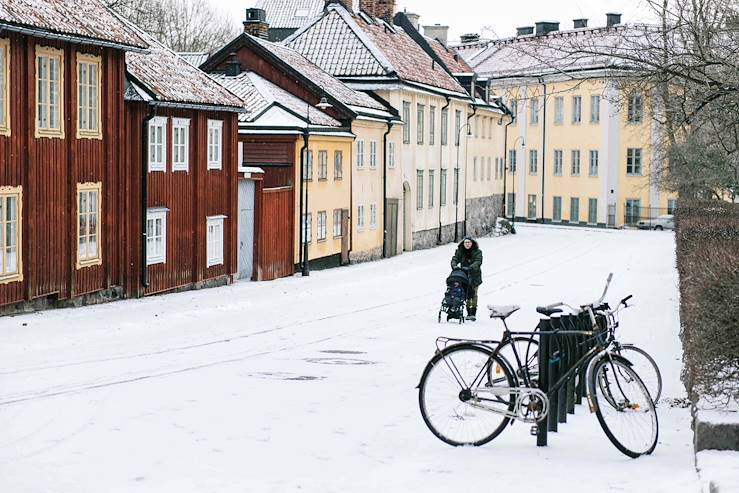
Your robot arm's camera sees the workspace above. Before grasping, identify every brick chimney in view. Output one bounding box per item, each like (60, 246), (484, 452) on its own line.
(244, 8), (268, 39)
(424, 24), (449, 46)
(360, 0), (395, 22)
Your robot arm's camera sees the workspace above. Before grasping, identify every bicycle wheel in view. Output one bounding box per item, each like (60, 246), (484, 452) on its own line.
(589, 356), (659, 458)
(617, 345), (662, 403)
(418, 343), (516, 446)
(495, 336), (539, 386)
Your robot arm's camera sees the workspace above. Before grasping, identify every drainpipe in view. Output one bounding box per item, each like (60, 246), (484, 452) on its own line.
(502, 111), (514, 225)
(463, 105), (478, 237)
(382, 121), (394, 258)
(141, 104), (156, 291)
(300, 130), (309, 275)
(438, 96), (451, 244)
(540, 79), (548, 222)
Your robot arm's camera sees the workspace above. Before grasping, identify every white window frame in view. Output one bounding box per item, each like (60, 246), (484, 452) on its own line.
(529, 149), (538, 175)
(402, 102), (411, 144)
(553, 196), (562, 222)
(570, 197), (580, 222)
(590, 95), (601, 123)
(77, 182), (102, 268)
(369, 204), (377, 229)
(572, 95), (582, 124)
(530, 98), (539, 125)
(0, 186), (22, 283)
(571, 150), (581, 176)
(357, 205), (365, 231)
(440, 169), (447, 206)
(428, 170), (434, 208)
(206, 215), (225, 267)
(148, 116), (167, 172)
(589, 150), (599, 176)
(588, 198), (598, 225)
(554, 150), (563, 175)
(554, 96), (564, 125)
(417, 104), (425, 145)
(0, 38), (9, 136)
(317, 210), (327, 241)
(333, 209), (343, 238)
(146, 208), (167, 265)
(172, 118), (190, 172)
(429, 105), (436, 145)
(416, 171), (424, 210)
(357, 140), (365, 168)
(369, 141), (377, 169)
(627, 95), (644, 124)
(473, 157), (478, 182)
(627, 148), (643, 175)
(35, 45), (65, 138)
(388, 142), (395, 168)
(318, 150), (328, 180)
(441, 107), (449, 146)
(302, 213), (312, 243)
(527, 194), (537, 219)
(303, 150), (313, 181)
(76, 54), (102, 139)
(334, 150), (343, 179)
(207, 120), (223, 170)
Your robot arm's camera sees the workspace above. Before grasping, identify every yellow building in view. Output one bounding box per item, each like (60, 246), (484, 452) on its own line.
(456, 16), (677, 227)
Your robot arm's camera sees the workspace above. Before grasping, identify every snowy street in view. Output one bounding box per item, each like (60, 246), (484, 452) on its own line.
(0, 225), (699, 492)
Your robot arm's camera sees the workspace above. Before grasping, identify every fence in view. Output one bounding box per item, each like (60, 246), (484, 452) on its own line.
(623, 205), (672, 226)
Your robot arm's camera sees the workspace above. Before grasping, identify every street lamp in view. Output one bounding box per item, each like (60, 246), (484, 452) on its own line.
(454, 122), (472, 242)
(301, 95), (333, 277)
(503, 136), (525, 234)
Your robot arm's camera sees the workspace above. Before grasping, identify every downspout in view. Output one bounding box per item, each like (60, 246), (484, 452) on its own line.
(438, 96), (451, 244)
(141, 104), (156, 291)
(540, 79), (547, 223)
(299, 130), (309, 274)
(502, 111), (514, 222)
(382, 121), (394, 258)
(464, 105), (478, 237)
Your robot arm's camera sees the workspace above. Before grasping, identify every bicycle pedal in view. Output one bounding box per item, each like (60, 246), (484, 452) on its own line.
(530, 425), (538, 436)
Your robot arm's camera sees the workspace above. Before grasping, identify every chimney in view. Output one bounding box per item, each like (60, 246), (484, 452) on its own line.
(535, 21), (559, 36)
(225, 53), (241, 76)
(244, 8), (268, 39)
(573, 18), (588, 29)
(460, 33), (480, 44)
(405, 11), (420, 30)
(606, 13), (622, 27)
(424, 24), (449, 46)
(516, 26), (534, 36)
(359, 0), (395, 21)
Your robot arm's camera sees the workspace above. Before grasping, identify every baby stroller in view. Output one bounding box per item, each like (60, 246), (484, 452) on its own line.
(438, 268), (470, 323)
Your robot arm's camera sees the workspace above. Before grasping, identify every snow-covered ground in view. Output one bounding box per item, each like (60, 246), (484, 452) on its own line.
(0, 225), (699, 492)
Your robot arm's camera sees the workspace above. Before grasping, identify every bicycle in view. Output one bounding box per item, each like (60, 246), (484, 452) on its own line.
(417, 274), (659, 458)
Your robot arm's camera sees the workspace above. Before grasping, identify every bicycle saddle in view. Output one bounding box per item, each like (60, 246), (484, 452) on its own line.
(536, 306), (564, 317)
(487, 305), (520, 319)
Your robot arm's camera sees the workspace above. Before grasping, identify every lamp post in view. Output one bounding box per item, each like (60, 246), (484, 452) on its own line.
(503, 135), (525, 234)
(454, 122), (472, 242)
(302, 95), (333, 277)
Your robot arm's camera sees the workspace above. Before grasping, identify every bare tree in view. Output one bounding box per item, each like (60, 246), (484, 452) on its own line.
(108, 0), (239, 53)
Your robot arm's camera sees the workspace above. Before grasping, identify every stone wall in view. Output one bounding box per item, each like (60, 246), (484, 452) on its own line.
(412, 222), (464, 250)
(350, 246), (383, 264)
(465, 194), (503, 238)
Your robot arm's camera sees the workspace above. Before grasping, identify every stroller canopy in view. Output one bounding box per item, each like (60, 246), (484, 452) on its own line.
(446, 269), (470, 289)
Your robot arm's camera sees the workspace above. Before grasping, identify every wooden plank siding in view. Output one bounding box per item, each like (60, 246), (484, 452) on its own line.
(0, 32), (127, 308)
(124, 102), (238, 297)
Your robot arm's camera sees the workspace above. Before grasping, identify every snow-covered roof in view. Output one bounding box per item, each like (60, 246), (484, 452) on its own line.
(285, 3), (468, 96)
(122, 21), (243, 110)
(178, 52), (211, 68)
(425, 36), (474, 75)
(213, 71), (342, 127)
(255, 0), (325, 30)
(0, 0), (147, 50)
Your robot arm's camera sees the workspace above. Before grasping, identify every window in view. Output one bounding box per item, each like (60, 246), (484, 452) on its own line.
(510, 100), (518, 118)
(0, 187), (22, 282)
(571, 150), (581, 176)
(667, 199), (677, 215)
(494, 157), (499, 179)
(507, 192), (515, 218)
(554, 150), (563, 175)
(357, 205), (365, 231)
(429, 105), (436, 145)
(317, 211), (327, 241)
(590, 95), (601, 123)
(369, 141), (377, 169)
(440, 169), (447, 206)
(627, 148), (643, 175)
(172, 118), (190, 172)
(77, 54), (101, 139)
(207, 120), (223, 169)
(36, 46), (64, 137)
(0, 39), (9, 135)
(508, 149), (517, 173)
(206, 216), (225, 267)
(146, 209), (167, 265)
(416, 170), (424, 210)
(454, 110), (461, 146)
(487, 157), (492, 181)
(473, 115), (479, 138)
(473, 157), (478, 181)
(428, 170), (434, 208)
(588, 198), (598, 224)
(527, 194), (537, 219)
(453, 169), (459, 205)
(572, 96), (582, 124)
(570, 198), (580, 223)
(554, 96), (564, 124)
(334, 151), (343, 180)
(441, 107), (449, 146)
(530, 98), (539, 125)
(314, 150), (327, 180)
(625, 199), (641, 225)
(148, 116), (167, 172)
(481, 117), (486, 139)
(529, 149), (538, 175)
(388, 142), (395, 168)
(589, 150), (599, 176)
(627, 95), (644, 123)
(76, 182), (101, 267)
(370, 204), (377, 229)
(302, 213), (312, 243)
(333, 209), (343, 237)
(303, 150), (313, 180)
(417, 104), (425, 144)
(553, 196), (562, 222)
(357, 141), (365, 168)
(402, 101), (411, 144)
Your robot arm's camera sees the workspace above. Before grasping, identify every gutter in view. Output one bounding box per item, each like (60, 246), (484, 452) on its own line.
(382, 121), (394, 258)
(438, 96), (451, 244)
(0, 21), (148, 52)
(141, 105), (157, 290)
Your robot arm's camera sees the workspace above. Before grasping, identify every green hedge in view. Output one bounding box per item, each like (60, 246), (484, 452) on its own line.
(676, 201), (739, 406)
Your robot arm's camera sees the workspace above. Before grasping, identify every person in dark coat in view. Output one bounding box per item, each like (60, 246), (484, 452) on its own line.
(450, 236), (483, 321)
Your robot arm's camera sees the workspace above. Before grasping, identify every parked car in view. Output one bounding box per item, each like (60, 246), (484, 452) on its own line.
(637, 214), (675, 230)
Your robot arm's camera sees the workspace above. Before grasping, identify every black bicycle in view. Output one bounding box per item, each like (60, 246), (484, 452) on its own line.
(417, 274), (659, 458)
